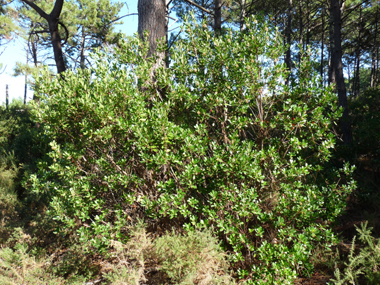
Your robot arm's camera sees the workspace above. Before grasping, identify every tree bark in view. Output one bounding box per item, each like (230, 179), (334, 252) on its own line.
(353, 4), (362, 96)
(330, 0), (352, 145)
(328, 5), (334, 85)
(298, 0), (303, 67)
(306, 0), (310, 45)
(214, 0), (222, 34)
(321, 6), (325, 84)
(285, 0), (292, 85)
(22, 0), (66, 74)
(371, 10), (378, 88)
(240, 0), (246, 31)
(24, 44), (28, 105)
(138, 0), (167, 65)
(80, 27), (85, 69)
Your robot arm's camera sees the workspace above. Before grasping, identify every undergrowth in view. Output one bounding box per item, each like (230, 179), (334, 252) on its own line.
(0, 17), (380, 285)
(330, 222), (380, 285)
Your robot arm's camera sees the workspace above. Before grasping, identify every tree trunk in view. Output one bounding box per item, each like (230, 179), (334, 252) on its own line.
(321, 6), (325, 84)
(24, 43), (28, 105)
(328, 5), (334, 85)
(31, 40), (37, 67)
(330, 0), (352, 145)
(347, 60), (351, 94)
(138, 0), (167, 65)
(306, 0), (310, 45)
(240, 0), (246, 31)
(49, 20), (66, 73)
(22, 0), (66, 74)
(298, 0), (303, 67)
(377, 46), (380, 87)
(214, 0), (222, 34)
(371, 12), (378, 88)
(285, 0), (292, 85)
(353, 5), (362, 96)
(80, 27), (85, 69)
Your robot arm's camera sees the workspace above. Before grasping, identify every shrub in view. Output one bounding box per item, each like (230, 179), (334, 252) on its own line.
(0, 232), (70, 285)
(29, 15), (355, 284)
(155, 228), (234, 284)
(350, 88), (380, 158)
(0, 99), (49, 203)
(104, 224), (234, 285)
(330, 222), (380, 284)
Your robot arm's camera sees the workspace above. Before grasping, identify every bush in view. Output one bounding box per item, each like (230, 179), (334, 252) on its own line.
(104, 223), (233, 284)
(29, 15), (355, 284)
(350, 88), (380, 160)
(155, 228), (234, 284)
(331, 222), (380, 284)
(0, 99), (49, 201)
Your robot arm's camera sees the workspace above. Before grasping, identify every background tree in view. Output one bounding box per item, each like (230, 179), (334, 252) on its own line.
(138, 0), (167, 66)
(0, 0), (18, 46)
(62, 0), (124, 69)
(20, 0), (66, 73)
(18, 0), (124, 73)
(0, 0), (19, 73)
(330, 0), (353, 145)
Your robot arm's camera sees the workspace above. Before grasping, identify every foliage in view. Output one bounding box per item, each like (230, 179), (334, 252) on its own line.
(104, 223), (234, 285)
(330, 222), (380, 285)
(0, 228), (87, 285)
(0, 0), (18, 45)
(350, 88), (380, 159)
(0, 150), (21, 243)
(103, 222), (154, 284)
(0, 99), (49, 199)
(29, 15), (355, 284)
(348, 87), (380, 213)
(155, 228), (234, 284)
(0, 244), (67, 285)
(16, 0), (124, 70)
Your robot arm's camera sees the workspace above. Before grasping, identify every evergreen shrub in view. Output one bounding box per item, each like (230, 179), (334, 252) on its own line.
(331, 222), (380, 285)
(29, 15), (355, 284)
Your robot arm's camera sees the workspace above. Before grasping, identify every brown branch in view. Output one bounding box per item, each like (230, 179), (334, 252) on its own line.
(182, 0), (212, 14)
(50, 0), (64, 19)
(109, 13), (139, 25)
(30, 29), (50, 34)
(21, 0), (48, 19)
(58, 21), (69, 46)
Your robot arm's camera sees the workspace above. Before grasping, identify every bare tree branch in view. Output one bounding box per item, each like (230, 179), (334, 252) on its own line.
(21, 0), (48, 19)
(109, 13), (139, 25)
(182, 0), (212, 14)
(58, 21), (69, 46)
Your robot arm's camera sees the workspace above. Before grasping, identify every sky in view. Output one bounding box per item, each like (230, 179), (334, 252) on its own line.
(0, 0), (141, 104)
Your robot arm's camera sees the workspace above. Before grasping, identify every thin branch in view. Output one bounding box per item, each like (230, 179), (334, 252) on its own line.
(58, 21), (69, 46)
(168, 26), (181, 32)
(168, 30), (182, 50)
(109, 13), (138, 25)
(168, 16), (179, 28)
(21, 0), (48, 19)
(341, 0), (369, 22)
(30, 29), (50, 34)
(182, 0), (212, 14)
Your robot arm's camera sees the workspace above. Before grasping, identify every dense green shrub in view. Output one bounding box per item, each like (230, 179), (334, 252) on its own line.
(0, 99), (49, 200)
(347, 88), (380, 212)
(350, 88), (380, 159)
(29, 15), (355, 284)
